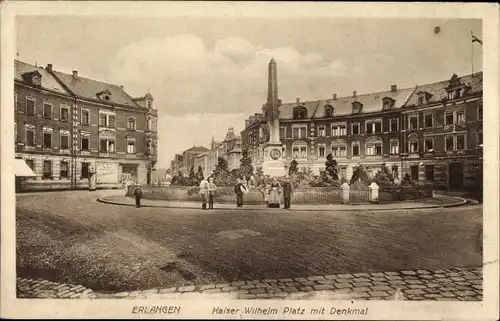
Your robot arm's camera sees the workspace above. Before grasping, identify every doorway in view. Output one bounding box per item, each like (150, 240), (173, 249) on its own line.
(448, 162), (464, 189)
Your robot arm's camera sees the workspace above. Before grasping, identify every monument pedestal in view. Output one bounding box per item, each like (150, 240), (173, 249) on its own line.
(261, 142), (286, 177)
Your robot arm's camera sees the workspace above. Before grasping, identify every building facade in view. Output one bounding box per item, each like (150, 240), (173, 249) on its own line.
(241, 60), (483, 189)
(15, 60), (158, 191)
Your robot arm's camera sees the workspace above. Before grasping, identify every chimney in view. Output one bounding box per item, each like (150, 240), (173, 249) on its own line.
(46, 64), (53, 72)
(72, 70), (78, 79)
(296, 97), (300, 103)
(228, 127), (234, 133)
(353, 91), (357, 98)
(391, 85), (397, 92)
(333, 93), (337, 100)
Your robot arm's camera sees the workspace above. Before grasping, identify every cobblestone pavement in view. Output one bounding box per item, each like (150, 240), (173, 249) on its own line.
(17, 267), (482, 300)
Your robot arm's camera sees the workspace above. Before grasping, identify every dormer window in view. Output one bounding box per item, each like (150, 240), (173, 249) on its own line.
(352, 101), (363, 114)
(97, 89), (112, 102)
(382, 97), (395, 110)
(324, 105), (334, 117)
(21, 71), (42, 87)
(293, 106), (308, 120)
(417, 91), (431, 105)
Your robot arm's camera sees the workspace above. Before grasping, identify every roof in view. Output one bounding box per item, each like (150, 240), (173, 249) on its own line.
(184, 146), (209, 153)
(279, 87), (415, 119)
(405, 72), (483, 106)
(14, 60), (70, 95)
(50, 69), (142, 108)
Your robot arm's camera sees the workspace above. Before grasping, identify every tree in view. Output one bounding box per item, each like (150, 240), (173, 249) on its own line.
(188, 166), (198, 186)
(324, 153), (339, 181)
(171, 171), (186, 186)
(373, 162), (394, 185)
(196, 166), (204, 183)
(350, 165), (370, 185)
(239, 149), (254, 181)
(212, 157), (232, 186)
(289, 159), (298, 175)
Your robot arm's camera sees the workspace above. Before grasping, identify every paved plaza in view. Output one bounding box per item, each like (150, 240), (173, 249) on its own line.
(16, 190), (483, 300)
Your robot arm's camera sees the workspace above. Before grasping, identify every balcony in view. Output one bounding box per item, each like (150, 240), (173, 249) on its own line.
(99, 152), (116, 158)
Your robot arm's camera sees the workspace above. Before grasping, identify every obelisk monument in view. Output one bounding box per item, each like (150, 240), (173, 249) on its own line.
(261, 59), (286, 177)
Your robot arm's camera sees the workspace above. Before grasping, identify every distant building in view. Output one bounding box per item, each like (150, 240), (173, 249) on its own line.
(14, 60), (158, 191)
(182, 146), (209, 176)
(241, 59), (483, 189)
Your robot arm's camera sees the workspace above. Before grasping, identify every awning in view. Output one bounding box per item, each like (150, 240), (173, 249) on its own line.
(14, 159), (37, 177)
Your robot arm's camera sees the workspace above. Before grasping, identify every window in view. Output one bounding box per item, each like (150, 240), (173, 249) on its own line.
(391, 165), (399, 179)
(477, 103), (483, 120)
(366, 121), (382, 134)
(43, 160), (52, 179)
(390, 139), (399, 155)
(43, 132), (52, 148)
(60, 161), (69, 179)
(424, 138), (434, 152)
(292, 126), (307, 139)
(99, 114), (107, 126)
(108, 115), (116, 128)
(60, 106), (69, 121)
(390, 119), (398, 132)
(445, 111), (454, 125)
(26, 128), (35, 146)
(418, 95), (424, 105)
(351, 123), (360, 135)
(409, 115), (418, 130)
(456, 111), (465, 123)
(42, 103), (52, 119)
(324, 105), (333, 117)
(318, 145), (325, 157)
(408, 139), (419, 153)
(332, 146), (347, 157)
(340, 167), (347, 179)
(477, 131), (483, 147)
(424, 114), (433, 128)
(352, 102), (362, 114)
(81, 110), (90, 124)
(25, 159), (34, 171)
(410, 165), (419, 181)
(148, 101), (152, 109)
(425, 165), (434, 181)
(81, 162), (89, 179)
(352, 142), (360, 156)
(60, 133), (69, 149)
(100, 139), (115, 153)
(81, 137), (89, 151)
(445, 136), (454, 151)
(293, 107), (307, 119)
(383, 98), (394, 110)
(127, 140), (136, 154)
(332, 125), (347, 136)
(127, 117), (136, 130)
(26, 98), (35, 115)
(279, 126), (286, 139)
(292, 143), (307, 158)
(456, 135), (465, 150)
(317, 125), (326, 137)
(366, 138), (382, 156)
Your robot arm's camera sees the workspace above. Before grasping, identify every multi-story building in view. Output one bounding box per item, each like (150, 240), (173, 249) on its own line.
(241, 59), (483, 189)
(170, 154), (184, 175)
(14, 60), (158, 191)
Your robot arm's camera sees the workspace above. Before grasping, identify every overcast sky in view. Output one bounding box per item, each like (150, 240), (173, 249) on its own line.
(16, 17), (482, 168)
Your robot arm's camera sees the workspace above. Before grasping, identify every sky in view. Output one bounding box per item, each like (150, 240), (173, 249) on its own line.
(16, 17), (482, 168)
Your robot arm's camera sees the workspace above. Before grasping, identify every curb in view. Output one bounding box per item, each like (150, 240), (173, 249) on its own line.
(97, 197), (466, 212)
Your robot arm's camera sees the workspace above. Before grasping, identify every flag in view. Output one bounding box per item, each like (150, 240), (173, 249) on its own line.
(472, 33), (483, 45)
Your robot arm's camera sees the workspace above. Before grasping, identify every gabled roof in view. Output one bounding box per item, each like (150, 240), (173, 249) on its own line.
(279, 87), (415, 119)
(51, 69), (142, 108)
(405, 72), (482, 106)
(14, 60), (70, 95)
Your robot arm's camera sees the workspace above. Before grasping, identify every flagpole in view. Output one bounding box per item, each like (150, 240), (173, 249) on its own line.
(471, 31), (474, 75)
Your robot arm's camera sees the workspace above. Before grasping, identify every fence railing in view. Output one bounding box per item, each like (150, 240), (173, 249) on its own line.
(127, 183), (433, 205)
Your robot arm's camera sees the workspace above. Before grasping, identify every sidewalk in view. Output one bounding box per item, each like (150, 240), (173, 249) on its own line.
(97, 194), (466, 211)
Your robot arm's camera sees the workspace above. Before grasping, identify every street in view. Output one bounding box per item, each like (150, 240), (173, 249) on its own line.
(16, 191), (482, 293)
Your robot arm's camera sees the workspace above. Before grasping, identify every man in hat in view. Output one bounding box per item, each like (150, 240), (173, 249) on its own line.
(282, 175), (293, 210)
(134, 186), (143, 208)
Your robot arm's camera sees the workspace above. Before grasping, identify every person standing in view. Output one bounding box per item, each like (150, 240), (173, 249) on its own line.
(234, 178), (243, 208)
(268, 177), (282, 208)
(282, 175), (293, 210)
(199, 177), (209, 210)
(134, 186), (143, 208)
(207, 176), (217, 209)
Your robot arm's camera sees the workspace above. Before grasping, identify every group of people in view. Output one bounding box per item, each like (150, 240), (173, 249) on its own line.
(198, 175), (294, 210)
